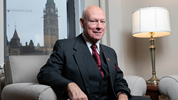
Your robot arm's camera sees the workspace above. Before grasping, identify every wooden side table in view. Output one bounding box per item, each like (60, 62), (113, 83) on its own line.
(146, 83), (161, 100)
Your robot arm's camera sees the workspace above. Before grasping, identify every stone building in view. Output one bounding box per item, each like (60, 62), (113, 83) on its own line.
(7, 29), (44, 55)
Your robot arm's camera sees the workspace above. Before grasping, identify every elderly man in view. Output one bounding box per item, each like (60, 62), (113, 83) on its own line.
(37, 5), (151, 100)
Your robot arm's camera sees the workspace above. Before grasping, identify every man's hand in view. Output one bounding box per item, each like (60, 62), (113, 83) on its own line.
(67, 82), (88, 100)
(118, 93), (128, 100)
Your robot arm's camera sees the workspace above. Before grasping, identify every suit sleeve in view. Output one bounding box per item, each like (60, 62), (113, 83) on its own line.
(112, 50), (131, 97)
(37, 40), (72, 91)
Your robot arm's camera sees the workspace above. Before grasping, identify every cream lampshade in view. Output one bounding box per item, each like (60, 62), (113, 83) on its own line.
(132, 7), (171, 84)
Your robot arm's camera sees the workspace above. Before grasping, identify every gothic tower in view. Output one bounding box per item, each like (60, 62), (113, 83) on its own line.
(9, 28), (21, 55)
(44, 0), (59, 49)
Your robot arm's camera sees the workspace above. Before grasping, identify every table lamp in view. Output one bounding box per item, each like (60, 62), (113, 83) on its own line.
(132, 7), (171, 84)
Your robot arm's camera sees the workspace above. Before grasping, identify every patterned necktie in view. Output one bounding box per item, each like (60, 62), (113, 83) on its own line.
(91, 44), (104, 77)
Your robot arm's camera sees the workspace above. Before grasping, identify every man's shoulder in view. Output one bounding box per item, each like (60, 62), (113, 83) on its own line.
(54, 38), (76, 48)
(54, 34), (83, 48)
(56, 34), (82, 44)
(100, 44), (117, 60)
(100, 44), (115, 51)
(56, 37), (76, 43)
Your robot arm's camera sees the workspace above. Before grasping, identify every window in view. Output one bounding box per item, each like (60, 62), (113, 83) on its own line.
(5, 0), (84, 58)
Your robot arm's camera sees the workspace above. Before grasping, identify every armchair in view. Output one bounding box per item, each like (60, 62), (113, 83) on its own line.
(159, 75), (178, 100)
(0, 66), (5, 100)
(1, 55), (147, 100)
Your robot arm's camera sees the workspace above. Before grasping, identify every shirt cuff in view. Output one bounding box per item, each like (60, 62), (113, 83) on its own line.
(117, 92), (127, 97)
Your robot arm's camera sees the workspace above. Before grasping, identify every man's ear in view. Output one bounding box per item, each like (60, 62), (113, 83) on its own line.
(80, 18), (84, 28)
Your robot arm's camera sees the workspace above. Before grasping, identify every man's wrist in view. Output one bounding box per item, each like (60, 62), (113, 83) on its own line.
(117, 92), (127, 97)
(118, 92), (128, 100)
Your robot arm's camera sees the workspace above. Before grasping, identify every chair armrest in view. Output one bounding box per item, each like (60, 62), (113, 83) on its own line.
(124, 76), (146, 96)
(159, 75), (178, 100)
(1, 83), (57, 100)
(0, 76), (5, 100)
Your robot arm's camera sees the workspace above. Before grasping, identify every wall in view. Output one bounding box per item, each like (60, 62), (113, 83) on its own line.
(0, 0), (4, 68)
(85, 0), (99, 7)
(105, 0), (126, 71)
(120, 0), (137, 75)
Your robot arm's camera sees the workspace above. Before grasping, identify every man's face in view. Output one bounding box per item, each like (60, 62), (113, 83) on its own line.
(81, 7), (106, 44)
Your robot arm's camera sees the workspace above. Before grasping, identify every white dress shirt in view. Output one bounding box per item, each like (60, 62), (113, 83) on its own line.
(82, 33), (100, 55)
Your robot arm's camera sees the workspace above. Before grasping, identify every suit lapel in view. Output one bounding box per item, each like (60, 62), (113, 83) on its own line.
(73, 34), (91, 95)
(100, 45), (115, 86)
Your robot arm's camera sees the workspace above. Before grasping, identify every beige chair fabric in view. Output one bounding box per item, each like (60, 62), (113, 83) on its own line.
(1, 55), (58, 100)
(3, 55), (49, 85)
(0, 67), (5, 100)
(159, 75), (178, 100)
(1, 55), (147, 100)
(124, 76), (147, 96)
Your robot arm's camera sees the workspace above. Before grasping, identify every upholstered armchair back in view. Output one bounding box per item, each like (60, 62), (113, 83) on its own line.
(4, 55), (50, 85)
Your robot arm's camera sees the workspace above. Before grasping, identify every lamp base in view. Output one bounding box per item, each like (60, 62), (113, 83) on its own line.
(147, 75), (159, 84)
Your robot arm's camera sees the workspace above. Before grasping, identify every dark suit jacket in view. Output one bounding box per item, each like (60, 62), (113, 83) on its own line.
(37, 34), (131, 99)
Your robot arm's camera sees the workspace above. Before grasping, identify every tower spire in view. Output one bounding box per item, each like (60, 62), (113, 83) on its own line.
(13, 24), (19, 39)
(46, 0), (55, 7)
(12, 29), (19, 39)
(10, 25), (21, 46)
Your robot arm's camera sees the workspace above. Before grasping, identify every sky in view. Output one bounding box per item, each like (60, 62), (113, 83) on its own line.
(6, 0), (67, 46)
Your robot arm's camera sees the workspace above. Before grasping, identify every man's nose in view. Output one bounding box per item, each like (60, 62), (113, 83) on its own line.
(96, 22), (102, 29)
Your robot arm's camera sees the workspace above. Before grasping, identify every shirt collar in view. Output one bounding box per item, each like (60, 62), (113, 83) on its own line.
(82, 33), (100, 53)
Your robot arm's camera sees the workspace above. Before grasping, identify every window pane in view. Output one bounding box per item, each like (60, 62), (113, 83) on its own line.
(6, 0), (77, 56)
